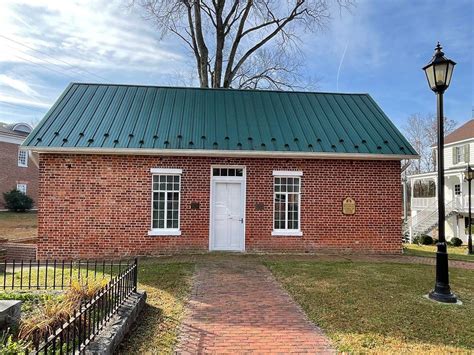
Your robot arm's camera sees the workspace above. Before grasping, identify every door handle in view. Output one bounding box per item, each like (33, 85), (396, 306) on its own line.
(239, 218), (244, 224)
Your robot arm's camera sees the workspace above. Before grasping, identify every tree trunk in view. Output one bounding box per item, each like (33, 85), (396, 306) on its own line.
(213, 0), (225, 88)
(193, 0), (209, 87)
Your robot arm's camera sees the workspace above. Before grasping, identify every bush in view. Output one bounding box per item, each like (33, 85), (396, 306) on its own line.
(450, 237), (463, 247)
(0, 331), (30, 355)
(3, 189), (33, 212)
(420, 234), (434, 245)
(19, 296), (76, 343)
(412, 235), (421, 244)
(67, 278), (108, 303)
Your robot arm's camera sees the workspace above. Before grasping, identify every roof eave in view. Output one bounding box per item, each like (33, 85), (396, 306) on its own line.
(22, 146), (419, 161)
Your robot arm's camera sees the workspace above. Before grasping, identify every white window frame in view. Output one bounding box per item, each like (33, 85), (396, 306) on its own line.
(455, 146), (464, 164)
(18, 149), (28, 167)
(272, 171), (303, 236)
(16, 183), (27, 194)
(148, 168), (182, 236)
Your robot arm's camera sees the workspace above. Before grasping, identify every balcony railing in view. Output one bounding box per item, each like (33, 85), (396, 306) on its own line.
(412, 197), (436, 209)
(412, 195), (474, 211)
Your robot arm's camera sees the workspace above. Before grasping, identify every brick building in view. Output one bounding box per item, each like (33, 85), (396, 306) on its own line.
(23, 84), (417, 259)
(0, 122), (39, 209)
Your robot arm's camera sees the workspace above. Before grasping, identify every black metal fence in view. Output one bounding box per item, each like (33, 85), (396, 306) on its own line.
(31, 258), (138, 354)
(1, 259), (133, 290)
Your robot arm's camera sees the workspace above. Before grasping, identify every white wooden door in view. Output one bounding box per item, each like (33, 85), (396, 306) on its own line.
(211, 181), (244, 251)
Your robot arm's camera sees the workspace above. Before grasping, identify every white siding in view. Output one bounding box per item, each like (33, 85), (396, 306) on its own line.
(435, 140), (474, 170)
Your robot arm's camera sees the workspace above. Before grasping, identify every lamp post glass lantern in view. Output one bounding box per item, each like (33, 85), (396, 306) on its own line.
(423, 42), (458, 303)
(464, 165), (474, 255)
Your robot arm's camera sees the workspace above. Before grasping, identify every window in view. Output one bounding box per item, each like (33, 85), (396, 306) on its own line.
(18, 150), (28, 167)
(454, 184), (461, 195)
(454, 146), (464, 164)
(272, 171), (302, 236)
(148, 168), (182, 236)
(413, 180), (436, 198)
(212, 168), (243, 177)
(16, 183), (27, 194)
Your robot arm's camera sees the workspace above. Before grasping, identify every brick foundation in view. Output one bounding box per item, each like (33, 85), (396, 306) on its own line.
(38, 154), (402, 259)
(3, 243), (37, 261)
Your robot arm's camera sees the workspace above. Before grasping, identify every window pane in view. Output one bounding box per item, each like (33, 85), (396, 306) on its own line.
(152, 174), (181, 230)
(274, 177), (300, 231)
(236, 169), (243, 176)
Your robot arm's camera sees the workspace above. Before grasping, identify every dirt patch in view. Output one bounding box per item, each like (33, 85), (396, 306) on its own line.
(0, 211), (37, 241)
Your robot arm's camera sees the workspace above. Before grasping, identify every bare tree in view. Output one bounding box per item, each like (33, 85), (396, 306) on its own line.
(403, 113), (457, 175)
(133, 0), (353, 89)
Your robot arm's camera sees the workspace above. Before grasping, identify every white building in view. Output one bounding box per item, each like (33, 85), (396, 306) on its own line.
(407, 119), (474, 243)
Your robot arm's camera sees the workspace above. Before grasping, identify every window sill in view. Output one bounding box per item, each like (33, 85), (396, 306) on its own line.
(148, 229), (181, 236)
(271, 230), (303, 237)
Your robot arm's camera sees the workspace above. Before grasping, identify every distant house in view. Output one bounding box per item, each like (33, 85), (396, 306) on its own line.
(22, 83), (417, 259)
(407, 119), (474, 242)
(0, 122), (38, 209)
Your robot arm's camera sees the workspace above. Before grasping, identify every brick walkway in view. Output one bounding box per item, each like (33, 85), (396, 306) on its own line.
(176, 259), (334, 354)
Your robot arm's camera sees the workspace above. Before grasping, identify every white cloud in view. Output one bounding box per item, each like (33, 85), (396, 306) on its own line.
(0, 0), (190, 123)
(0, 74), (40, 97)
(0, 94), (52, 109)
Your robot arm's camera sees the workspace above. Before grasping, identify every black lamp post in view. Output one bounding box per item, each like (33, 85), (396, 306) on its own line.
(464, 164), (474, 255)
(422, 42), (458, 303)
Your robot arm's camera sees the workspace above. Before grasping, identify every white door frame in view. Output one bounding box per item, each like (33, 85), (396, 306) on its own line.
(209, 166), (246, 251)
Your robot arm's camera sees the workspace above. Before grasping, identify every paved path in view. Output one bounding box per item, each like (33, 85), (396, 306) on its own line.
(176, 259), (334, 354)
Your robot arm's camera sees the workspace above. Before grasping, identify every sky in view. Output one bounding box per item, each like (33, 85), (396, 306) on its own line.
(0, 0), (472, 131)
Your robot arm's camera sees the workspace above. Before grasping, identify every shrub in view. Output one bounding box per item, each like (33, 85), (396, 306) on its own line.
(3, 189), (33, 212)
(0, 331), (30, 355)
(67, 278), (108, 303)
(420, 234), (434, 245)
(19, 278), (107, 344)
(450, 237), (463, 247)
(412, 235), (421, 244)
(19, 296), (76, 343)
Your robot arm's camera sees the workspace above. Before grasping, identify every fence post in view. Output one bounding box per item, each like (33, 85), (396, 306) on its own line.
(133, 258), (138, 292)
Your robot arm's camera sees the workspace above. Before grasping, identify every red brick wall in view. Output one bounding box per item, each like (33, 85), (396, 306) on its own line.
(0, 141), (39, 209)
(37, 154), (402, 259)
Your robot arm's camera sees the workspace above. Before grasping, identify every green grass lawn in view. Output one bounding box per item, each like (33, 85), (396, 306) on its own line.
(118, 260), (194, 354)
(0, 259), (193, 354)
(404, 244), (474, 262)
(265, 259), (474, 353)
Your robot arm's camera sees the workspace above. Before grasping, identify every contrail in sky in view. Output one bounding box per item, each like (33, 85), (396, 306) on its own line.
(336, 43), (349, 91)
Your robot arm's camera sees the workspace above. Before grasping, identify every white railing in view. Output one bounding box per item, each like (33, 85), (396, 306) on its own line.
(412, 195), (474, 211)
(412, 197), (436, 209)
(407, 199), (458, 240)
(459, 195), (474, 211)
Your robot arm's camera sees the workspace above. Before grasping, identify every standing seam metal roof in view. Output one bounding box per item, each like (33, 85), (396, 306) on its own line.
(23, 83), (417, 157)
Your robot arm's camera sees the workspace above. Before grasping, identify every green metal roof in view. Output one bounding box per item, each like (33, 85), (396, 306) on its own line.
(23, 83), (417, 158)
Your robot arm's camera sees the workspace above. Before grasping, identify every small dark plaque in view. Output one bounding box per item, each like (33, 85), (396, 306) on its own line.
(255, 203), (265, 211)
(191, 202), (200, 210)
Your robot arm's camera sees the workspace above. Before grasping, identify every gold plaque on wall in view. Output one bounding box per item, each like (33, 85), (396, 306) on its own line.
(342, 197), (356, 215)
